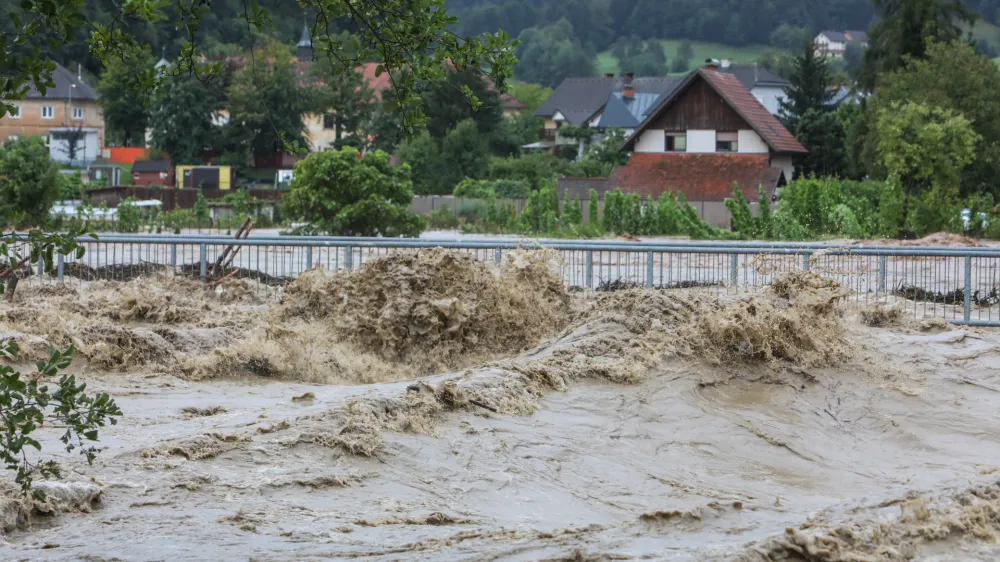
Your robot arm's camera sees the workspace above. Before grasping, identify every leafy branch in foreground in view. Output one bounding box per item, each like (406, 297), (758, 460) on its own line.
(0, 342), (122, 499)
(0, 227), (94, 298)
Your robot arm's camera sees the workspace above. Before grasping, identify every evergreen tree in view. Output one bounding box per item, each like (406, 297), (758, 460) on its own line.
(779, 38), (832, 121)
(860, 0), (977, 91)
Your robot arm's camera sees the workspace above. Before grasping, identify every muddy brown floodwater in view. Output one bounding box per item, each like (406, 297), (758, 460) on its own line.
(1, 248), (1000, 561)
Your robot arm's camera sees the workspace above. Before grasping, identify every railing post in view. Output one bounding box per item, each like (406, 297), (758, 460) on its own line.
(494, 247), (502, 264)
(199, 243), (207, 280)
(170, 243), (177, 270)
(878, 255), (887, 293)
(964, 254), (972, 322)
(305, 246), (313, 270)
(345, 246), (353, 271)
(729, 252), (738, 286)
(802, 252), (811, 271)
(585, 250), (593, 290)
(646, 250), (654, 288)
(57, 254), (64, 281)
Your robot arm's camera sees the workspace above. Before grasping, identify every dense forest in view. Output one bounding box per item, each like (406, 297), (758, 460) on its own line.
(5, 0), (1000, 84)
(0, 0), (312, 80)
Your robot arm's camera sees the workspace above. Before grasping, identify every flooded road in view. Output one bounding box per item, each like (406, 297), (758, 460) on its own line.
(1, 251), (1000, 561)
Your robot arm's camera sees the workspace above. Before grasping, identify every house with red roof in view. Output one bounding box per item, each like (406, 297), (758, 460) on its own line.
(613, 66), (806, 221)
(559, 65), (806, 227)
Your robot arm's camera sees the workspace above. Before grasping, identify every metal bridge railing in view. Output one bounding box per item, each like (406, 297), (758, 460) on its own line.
(16, 234), (1000, 327)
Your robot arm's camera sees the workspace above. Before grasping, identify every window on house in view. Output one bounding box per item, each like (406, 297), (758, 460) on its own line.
(72, 107), (83, 120)
(323, 113), (335, 130)
(41, 105), (54, 119)
(716, 132), (738, 152)
(665, 133), (687, 152)
(9, 105), (20, 119)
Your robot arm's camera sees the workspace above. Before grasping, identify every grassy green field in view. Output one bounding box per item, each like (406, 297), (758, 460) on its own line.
(596, 40), (786, 75)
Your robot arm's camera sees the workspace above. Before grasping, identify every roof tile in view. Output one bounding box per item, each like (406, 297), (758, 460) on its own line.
(700, 69), (806, 153)
(609, 153), (783, 202)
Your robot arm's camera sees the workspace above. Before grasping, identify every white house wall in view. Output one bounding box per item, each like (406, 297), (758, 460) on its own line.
(634, 129), (665, 153)
(771, 154), (794, 182)
(751, 86), (787, 115)
(687, 130), (716, 153)
(738, 130), (769, 154)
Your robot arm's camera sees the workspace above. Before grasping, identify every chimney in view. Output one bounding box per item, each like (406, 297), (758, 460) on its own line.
(703, 58), (720, 70)
(721, 58), (732, 69)
(622, 72), (635, 100)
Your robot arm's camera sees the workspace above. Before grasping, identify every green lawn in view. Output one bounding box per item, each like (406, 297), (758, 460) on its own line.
(596, 40), (787, 75)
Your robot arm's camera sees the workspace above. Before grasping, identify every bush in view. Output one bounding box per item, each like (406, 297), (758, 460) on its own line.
(427, 207), (460, 229)
(563, 196), (583, 225)
(193, 191), (211, 226)
(0, 137), (61, 227)
(116, 197), (142, 233)
(457, 200), (488, 222)
(876, 176), (905, 238)
(453, 178), (530, 200)
(588, 189), (600, 226)
(282, 148), (424, 237)
(58, 172), (84, 200)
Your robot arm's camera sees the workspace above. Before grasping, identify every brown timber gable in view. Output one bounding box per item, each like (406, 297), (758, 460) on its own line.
(648, 78), (749, 132)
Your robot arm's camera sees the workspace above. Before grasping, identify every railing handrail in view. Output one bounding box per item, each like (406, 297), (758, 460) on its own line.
(64, 233), (1000, 258)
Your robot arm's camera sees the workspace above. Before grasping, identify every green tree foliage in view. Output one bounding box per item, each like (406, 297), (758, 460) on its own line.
(225, 43), (309, 157)
(507, 83), (553, 114)
(422, 68), (505, 140)
(588, 189), (601, 226)
(193, 191), (211, 226)
(2, 0), (517, 148)
(0, 137), (61, 227)
(564, 195), (584, 225)
(453, 178), (531, 199)
(149, 74), (222, 164)
(791, 109), (847, 178)
(745, 177), (897, 240)
(873, 41), (1000, 198)
(450, 0), (877, 51)
(441, 119), (492, 190)
(756, 52), (797, 80)
(874, 102), (979, 232)
(861, 0), (978, 91)
(58, 173), (84, 201)
(614, 37), (668, 76)
(282, 148), (423, 236)
(769, 24), (808, 49)
(516, 20), (596, 87)
(116, 197), (141, 233)
(97, 51), (155, 147)
(601, 188), (730, 238)
(396, 131), (443, 195)
(588, 129), (631, 166)
(780, 38), (833, 120)
(676, 39), (695, 62)
(308, 59), (377, 150)
(843, 40), (866, 81)
(0, 342), (122, 496)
